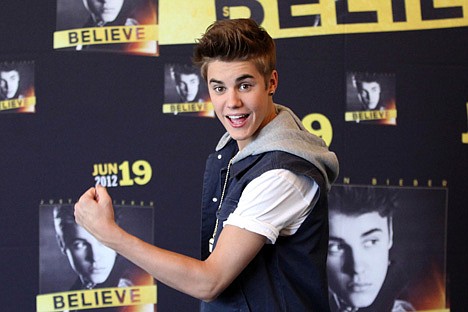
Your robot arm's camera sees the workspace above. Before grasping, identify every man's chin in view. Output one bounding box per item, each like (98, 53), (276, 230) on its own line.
(102, 15), (119, 23)
(89, 275), (111, 285)
(347, 295), (377, 309)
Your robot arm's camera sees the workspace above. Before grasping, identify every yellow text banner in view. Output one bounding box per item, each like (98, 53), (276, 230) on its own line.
(36, 285), (157, 312)
(0, 96), (36, 111)
(54, 25), (158, 49)
(159, 0), (467, 44)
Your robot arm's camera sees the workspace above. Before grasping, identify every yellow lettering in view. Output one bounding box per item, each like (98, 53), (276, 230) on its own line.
(162, 102), (213, 114)
(93, 163), (119, 176)
(36, 286), (156, 311)
(302, 113), (333, 146)
(108, 163), (118, 175)
(158, 1), (468, 45)
(345, 109), (397, 122)
(54, 25), (157, 49)
(223, 6), (230, 17)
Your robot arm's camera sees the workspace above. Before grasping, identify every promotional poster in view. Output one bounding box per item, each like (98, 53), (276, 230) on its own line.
(0, 60), (35, 113)
(345, 72), (397, 125)
(37, 203), (157, 311)
(158, 0), (468, 44)
(55, 0), (158, 55)
(162, 63), (213, 117)
(327, 185), (448, 312)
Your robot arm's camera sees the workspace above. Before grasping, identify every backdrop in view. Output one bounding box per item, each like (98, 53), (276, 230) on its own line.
(0, 1), (466, 311)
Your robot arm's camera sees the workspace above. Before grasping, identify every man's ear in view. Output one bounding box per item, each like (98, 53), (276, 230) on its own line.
(268, 70), (278, 94)
(55, 234), (66, 255)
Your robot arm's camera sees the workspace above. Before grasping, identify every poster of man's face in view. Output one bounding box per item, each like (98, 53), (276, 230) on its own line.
(55, 0), (158, 54)
(327, 185), (448, 312)
(57, 0), (138, 29)
(83, 0), (126, 25)
(164, 63), (209, 104)
(328, 208), (393, 308)
(39, 203), (155, 303)
(0, 61), (35, 113)
(1, 69), (20, 99)
(345, 72), (397, 125)
(54, 213), (118, 288)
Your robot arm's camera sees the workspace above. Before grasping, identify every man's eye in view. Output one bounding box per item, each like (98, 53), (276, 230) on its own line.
(212, 86), (225, 93)
(328, 243), (344, 254)
(363, 239), (379, 248)
(239, 83), (251, 91)
(72, 241), (87, 250)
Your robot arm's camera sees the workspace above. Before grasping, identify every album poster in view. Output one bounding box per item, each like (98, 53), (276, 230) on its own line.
(55, 0), (158, 55)
(37, 203), (157, 311)
(0, 60), (35, 113)
(327, 185), (448, 312)
(162, 63), (213, 117)
(345, 72), (397, 125)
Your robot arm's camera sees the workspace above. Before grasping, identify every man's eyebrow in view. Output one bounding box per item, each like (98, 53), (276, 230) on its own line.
(209, 74), (255, 85)
(328, 228), (384, 242)
(235, 74), (255, 82)
(361, 228), (383, 237)
(209, 78), (223, 84)
(328, 236), (345, 242)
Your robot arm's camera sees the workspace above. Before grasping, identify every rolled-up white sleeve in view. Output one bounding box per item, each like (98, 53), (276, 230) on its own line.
(223, 169), (319, 244)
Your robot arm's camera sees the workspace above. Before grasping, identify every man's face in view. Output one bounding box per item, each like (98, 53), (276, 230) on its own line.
(207, 60), (277, 150)
(327, 211), (393, 308)
(84, 0), (124, 24)
(176, 73), (200, 102)
(58, 223), (117, 286)
(0, 70), (20, 99)
(357, 81), (381, 109)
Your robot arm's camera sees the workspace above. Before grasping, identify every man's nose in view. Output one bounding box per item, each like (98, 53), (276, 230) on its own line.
(88, 244), (107, 262)
(349, 249), (366, 275)
(342, 248), (366, 275)
(226, 90), (242, 108)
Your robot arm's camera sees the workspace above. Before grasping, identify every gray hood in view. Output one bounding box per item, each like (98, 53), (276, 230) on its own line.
(215, 104), (339, 190)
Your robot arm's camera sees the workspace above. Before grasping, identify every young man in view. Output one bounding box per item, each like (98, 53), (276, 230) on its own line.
(352, 73), (382, 110)
(77, 0), (139, 51)
(0, 65), (21, 100)
(327, 186), (415, 312)
(53, 205), (129, 290)
(170, 64), (203, 103)
(75, 18), (339, 311)
(81, 0), (137, 27)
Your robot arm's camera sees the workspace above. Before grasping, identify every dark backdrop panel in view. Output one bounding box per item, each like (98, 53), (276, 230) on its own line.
(0, 1), (467, 311)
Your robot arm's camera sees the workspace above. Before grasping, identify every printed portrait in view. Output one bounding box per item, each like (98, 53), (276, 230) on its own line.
(327, 185), (448, 312)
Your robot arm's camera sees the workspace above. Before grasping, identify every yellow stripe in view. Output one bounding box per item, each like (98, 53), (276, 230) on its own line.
(36, 285), (157, 311)
(162, 102), (214, 114)
(0, 96), (36, 111)
(159, 0), (467, 44)
(54, 25), (158, 49)
(345, 109), (397, 121)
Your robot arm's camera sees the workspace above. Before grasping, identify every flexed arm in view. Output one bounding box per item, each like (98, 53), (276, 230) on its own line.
(74, 185), (266, 301)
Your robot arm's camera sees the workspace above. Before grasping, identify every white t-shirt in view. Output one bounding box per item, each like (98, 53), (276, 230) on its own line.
(223, 169), (319, 244)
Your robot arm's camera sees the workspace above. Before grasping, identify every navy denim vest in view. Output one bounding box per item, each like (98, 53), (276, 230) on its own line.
(200, 139), (331, 312)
